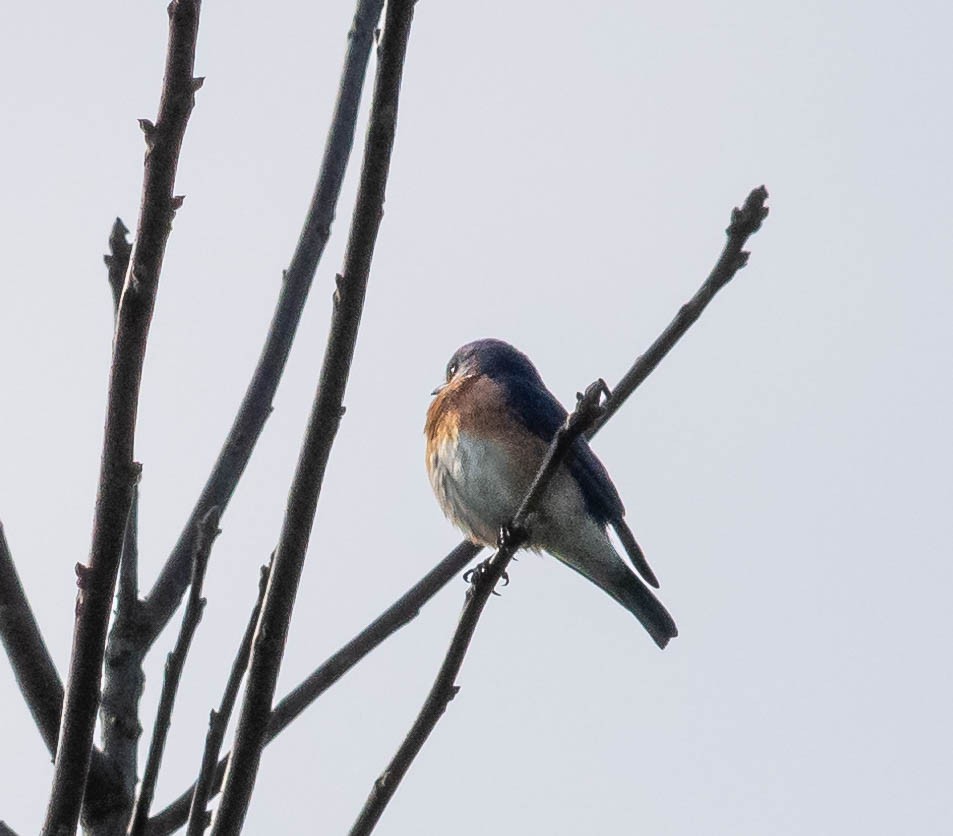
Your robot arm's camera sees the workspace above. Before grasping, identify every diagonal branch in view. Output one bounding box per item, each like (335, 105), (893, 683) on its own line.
(145, 185), (769, 835)
(210, 3), (418, 832)
(0, 521), (64, 757)
(41, 3), (204, 833)
(589, 185), (770, 435)
(350, 381), (610, 836)
(145, 543), (480, 835)
(186, 563), (270, 836)
(128, 509), (221, 836)
(140, 0), (387, 648)
(349, 185), (770, 835)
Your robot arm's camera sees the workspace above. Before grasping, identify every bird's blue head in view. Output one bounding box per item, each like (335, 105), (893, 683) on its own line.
(438, 338), (544, 393)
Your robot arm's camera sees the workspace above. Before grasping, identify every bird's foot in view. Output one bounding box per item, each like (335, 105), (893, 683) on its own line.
(463, 558), (510, 595)
(497, 521), (527, 552)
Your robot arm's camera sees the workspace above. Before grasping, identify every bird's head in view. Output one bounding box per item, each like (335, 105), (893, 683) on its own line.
(432, 338), (543, 396)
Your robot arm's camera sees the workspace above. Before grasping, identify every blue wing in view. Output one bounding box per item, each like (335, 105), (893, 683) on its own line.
(499, 373), (625, 525)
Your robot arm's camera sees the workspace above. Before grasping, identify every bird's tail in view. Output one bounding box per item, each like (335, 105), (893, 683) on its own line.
(600, 563), (678, 650)
(612, 518), (660, 589)
(543, 524), (678, 650)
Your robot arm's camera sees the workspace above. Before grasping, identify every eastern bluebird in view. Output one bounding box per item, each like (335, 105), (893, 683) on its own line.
(425, 338), (678, 649)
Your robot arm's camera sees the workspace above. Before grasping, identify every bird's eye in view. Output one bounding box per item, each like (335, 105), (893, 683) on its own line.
(446, 361), (458, 381)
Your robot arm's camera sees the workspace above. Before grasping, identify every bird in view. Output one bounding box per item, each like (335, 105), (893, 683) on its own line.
(425, 338), (677, 649)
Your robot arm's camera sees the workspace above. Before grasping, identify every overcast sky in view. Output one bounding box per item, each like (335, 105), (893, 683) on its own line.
(1, 1), (951, 834)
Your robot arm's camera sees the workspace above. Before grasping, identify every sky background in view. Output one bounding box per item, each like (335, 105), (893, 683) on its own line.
(1, 1), (951, 833)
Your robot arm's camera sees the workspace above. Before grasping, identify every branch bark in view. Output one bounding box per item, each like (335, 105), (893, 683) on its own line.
(127, 508), (220, 835)
(185, 563), (270, 836)
(0, 521), (64, 757)
(349, 185), (770, 835)
(41, 3), (203, 833)
(140, 0), (387, 649)
(210, 3), (418, 831)
(93, 222), (143, 836)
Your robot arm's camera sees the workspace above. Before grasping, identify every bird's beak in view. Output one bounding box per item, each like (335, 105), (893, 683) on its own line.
(431, 383), (446, 396)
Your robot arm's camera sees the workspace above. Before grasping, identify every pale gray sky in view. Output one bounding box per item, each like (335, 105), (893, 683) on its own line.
(1, 1), (951, 833)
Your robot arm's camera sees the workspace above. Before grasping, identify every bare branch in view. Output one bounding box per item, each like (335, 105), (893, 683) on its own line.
(95, 492), (145, 835)
(349, 381), (609, 836)
(349, 186), (771, 835)
(140, 0), (388, 648)
(128, 509), (221, 835)
(42, 2), (204, 832)
(0, 821), (20, 836)
(210, 3), (418, 831)
(0, 521), (63, 757)
(145, 544), (479, 835)
(147, 186), (770, 835)
(185, 563), (270, 836)
(589, 185), (770, 436)
(92, 222), (141, 833)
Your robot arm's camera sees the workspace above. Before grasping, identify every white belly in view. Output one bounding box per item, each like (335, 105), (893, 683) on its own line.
(428, 430), (587, 549)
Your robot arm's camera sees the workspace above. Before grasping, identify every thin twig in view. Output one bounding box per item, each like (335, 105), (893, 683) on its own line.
(140, 0), (387, 648)
(42, 3), (204, 832)
(127, 508), (221, 836)
(349, 382), (609, 836)
(589, 186), (770, 436)
(0, 521), (64, 757)
(145, 544), (479, 835)
(185, 563), (270, 836)
(147, 186), (769, 836)
(349, 186), (770, 835)
(210, 4), (417, 832)
(96, 222), (143, 834)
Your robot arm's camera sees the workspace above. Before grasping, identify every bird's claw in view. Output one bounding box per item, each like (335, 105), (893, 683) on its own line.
(463, 559), (510, 595)
(492, 570), (510, 596)
(463, 558), (492, 585)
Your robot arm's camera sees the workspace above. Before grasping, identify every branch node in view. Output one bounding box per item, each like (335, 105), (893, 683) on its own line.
(138, 118), (157, 151)
(726, 185), (769, 237)
(74, 563), (93, 591)
(171, 195), (186, 211)
(191, 76), (205, 92)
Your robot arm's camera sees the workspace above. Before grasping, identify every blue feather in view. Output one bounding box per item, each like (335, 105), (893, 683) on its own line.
(453, 338), (625, 525)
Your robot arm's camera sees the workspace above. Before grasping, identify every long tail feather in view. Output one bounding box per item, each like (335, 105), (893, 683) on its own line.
(612, 518), (660, 589)
(605, 564), (678, 649)
(545, 527), (677, 650)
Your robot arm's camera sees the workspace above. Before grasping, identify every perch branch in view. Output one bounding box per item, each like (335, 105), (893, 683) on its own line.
(349, 381), (609, 835)
(41, 3), (203, 833)
(210, 3), (418, 832)
(349, 185), (770, 835)
(140, 0), (387, 648)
